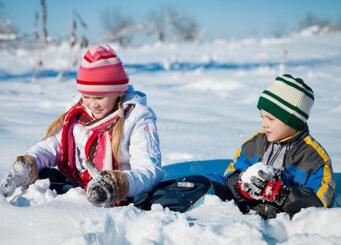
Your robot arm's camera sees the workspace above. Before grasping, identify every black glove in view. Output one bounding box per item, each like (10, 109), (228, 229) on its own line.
(238, 162), (275, 200)
(261, 178), (288, 206)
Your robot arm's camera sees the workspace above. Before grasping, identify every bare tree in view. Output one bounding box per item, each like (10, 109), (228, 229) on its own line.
(298, 14), (341, 33)
(270, 21), (288, 38)
(80, 34), (89, 48)
(73, 11), (89, 48)
(69, 17), (89, 49)
(147, 6), (180, 42)
(73, 10), (88, 30)
(147, 11), (166, 42)
(69, 17), (77, 48)
(147, 6), (181, 42)
(147, 6), (200, 42)
(172, 16), (200, 42)
(299, 14), (330, 30)
(279, 44), (288, 74)
(33, 11), (40, 42)
(40, 0), (49, 44)
(0, 19), (16, 38)
(0, 2), (17, 43)
(101, 9), (135, 47)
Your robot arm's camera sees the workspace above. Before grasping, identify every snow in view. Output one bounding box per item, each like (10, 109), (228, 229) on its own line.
(1, 31), (341, 244)
(240, 162), (275, 187)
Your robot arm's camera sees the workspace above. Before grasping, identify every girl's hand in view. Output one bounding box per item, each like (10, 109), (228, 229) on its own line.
(86, 170), (129, 206)
(0, 155), (38, 197)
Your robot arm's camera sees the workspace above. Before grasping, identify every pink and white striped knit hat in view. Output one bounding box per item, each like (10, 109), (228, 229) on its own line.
(76, 44), (129, 95)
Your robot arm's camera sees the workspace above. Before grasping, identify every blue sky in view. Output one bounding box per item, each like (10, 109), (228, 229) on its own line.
(1, 0), (341, 41)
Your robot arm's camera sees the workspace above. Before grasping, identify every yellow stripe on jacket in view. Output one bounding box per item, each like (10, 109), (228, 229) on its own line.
(224, 147), (241, 176)
(304, 136), (335, 207)
(224, 130), (264, 177)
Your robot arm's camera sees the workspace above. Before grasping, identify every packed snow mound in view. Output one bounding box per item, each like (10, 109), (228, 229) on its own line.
(1, 181), (341, 245)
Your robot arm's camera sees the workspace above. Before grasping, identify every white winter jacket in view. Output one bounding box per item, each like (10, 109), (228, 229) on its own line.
(27, 86), (163, 197)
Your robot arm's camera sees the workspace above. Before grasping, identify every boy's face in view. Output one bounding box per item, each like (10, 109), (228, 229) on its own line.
(260, 110), (297, 142)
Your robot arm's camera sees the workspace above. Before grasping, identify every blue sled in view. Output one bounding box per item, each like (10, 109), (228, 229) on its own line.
(162, 159), (341, 197)
(162, 159), (231, 186)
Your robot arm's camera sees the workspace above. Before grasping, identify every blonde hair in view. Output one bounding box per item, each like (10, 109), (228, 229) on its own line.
(111, 96), (124, 164)
(43, 97), (125, 164)
(43, 113), (67, 140)
(43, 99), (82, 140)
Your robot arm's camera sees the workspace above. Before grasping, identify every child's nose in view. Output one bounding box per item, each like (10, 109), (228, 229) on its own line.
(91, 101), (100, 108)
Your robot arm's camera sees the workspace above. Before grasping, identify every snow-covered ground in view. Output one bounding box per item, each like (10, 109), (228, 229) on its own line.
(1, 30), (341, 244)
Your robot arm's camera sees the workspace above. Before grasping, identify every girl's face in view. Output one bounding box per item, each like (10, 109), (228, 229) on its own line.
(260, 110), (297, 142)
(81, 92), (124, 119)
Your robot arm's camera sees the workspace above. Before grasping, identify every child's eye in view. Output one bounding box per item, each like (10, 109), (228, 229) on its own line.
(83, 96), (104, 100)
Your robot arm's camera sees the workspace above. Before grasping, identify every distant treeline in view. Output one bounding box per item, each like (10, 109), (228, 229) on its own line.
(1, 1), (341, 48)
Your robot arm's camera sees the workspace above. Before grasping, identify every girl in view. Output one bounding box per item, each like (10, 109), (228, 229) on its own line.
(0, 44), (163, 206)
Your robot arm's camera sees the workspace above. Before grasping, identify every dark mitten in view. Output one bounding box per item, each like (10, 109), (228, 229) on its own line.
(86, 170), (129, 206)
(238, 162), (275, 200)
(251, 202), (281, 219)
(261, 178), (288, 206)
(226, 171), (252, 214)
(0, 155), (38, 197)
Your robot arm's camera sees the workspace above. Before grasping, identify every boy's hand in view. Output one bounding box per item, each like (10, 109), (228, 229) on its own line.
(237, 162), (288, 205)
(261, 178), (288, 206)
(238, 162), (275, 200)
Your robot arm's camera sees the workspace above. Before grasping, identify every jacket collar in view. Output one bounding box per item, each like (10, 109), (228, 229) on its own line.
(274, 125), (309, 145)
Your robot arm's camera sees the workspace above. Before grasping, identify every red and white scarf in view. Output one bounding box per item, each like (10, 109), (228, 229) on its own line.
(58, 104), (127, 188)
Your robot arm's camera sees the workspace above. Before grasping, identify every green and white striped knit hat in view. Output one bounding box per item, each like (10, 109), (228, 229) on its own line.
(257, 74), (314, 131)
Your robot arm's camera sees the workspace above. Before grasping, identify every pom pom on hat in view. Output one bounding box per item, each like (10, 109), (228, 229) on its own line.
(257, 74), (314, 131)
(76, 44), (129, 95)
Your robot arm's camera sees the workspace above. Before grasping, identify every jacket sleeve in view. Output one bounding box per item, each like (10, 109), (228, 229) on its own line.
(123, 107), (164, 197)
(304, 162), (335, 208)
(224, 146), (252, 178)
(224, 132), (266, 178)
(281, 135), (336, 210)
(25, 131), (62, 170)
(282, 160), (335, 211)
(280, 186), (323, 216)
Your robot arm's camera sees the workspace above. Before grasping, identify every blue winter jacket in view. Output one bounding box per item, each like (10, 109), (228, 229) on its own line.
(224, 127), (335, 217)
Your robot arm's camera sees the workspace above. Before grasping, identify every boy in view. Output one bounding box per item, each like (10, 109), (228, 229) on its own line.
(224, 74), (335, 218)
